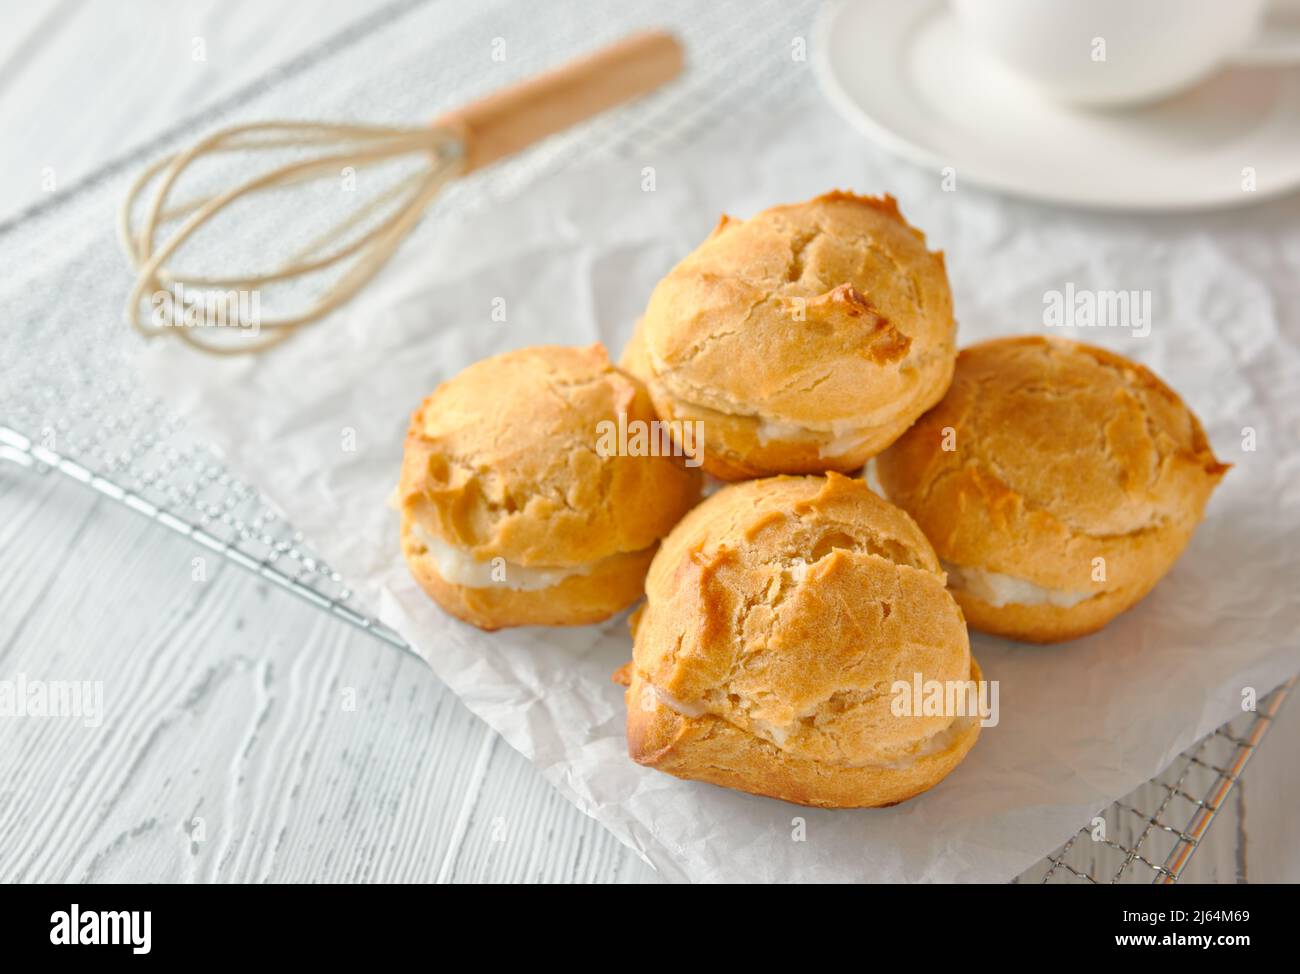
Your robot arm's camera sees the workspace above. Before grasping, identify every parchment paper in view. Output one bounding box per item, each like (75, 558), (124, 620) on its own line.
(136, 100), (1300, 883)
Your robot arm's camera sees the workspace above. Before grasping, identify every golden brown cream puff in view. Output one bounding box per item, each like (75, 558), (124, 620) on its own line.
(876, 336), (1229, 644)
(398, 344), (701, 630)
(615, 473), (982, 808)
(621, 191), (956, 479)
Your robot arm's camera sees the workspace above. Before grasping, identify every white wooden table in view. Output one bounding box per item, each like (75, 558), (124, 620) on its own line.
(1, 0), (1295, 884)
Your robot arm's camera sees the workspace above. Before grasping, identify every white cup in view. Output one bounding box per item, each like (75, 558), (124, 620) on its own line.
(951, 0), (1300, 106)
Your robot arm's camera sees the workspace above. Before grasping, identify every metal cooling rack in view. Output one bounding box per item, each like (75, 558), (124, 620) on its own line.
(1015, 677), (1294, 884)
(0, 0), (1291, 884)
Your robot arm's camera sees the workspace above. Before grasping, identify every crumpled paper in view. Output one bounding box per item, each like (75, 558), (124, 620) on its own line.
(136, 98), (1300, 883)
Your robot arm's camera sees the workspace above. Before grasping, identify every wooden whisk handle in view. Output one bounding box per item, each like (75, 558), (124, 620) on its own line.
(435, 30), (684, 173)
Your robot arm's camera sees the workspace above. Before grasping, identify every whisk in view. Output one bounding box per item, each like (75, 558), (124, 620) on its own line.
(119, 30), (683, 355)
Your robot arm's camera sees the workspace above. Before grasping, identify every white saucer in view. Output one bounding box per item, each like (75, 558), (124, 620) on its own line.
(813, 0), (1300, 210)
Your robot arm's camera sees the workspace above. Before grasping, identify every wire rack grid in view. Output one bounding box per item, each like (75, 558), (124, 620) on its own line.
(0, 0), (1291, 884)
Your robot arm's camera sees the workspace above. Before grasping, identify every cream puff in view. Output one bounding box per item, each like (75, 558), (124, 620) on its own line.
(614, 473), (982, 809)
(876, 336), (1229, 644)
(621, 191), (956, 480)
(398, 344), (701, 630)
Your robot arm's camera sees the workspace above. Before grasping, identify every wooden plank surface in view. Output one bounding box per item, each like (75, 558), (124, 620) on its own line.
(0, 464), (659, 882)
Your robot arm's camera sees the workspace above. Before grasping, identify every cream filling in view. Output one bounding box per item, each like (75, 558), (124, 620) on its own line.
(876, 714), (979, 770)
(649, 354), (887, 461)
(862, 458), (886, 495)
(648, 683), (977, 769)
(943, 561), (1094, 609)
(412, 524), (598, 592)
(650, 686), (707, 718)
(755, 418), (876, 460)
